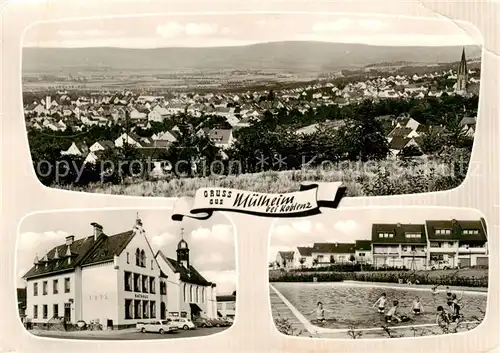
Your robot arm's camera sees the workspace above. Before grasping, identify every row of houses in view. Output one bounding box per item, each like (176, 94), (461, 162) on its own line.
(20, 218), (234, 329)
(275, 219), (488, 271)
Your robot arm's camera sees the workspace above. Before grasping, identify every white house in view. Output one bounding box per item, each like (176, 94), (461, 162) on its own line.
(60, 142), (89, 157)
(425, 219), (488, 268)
(275, 251), (294, 270)
(311, 243), (356, 265)
(216, 294), (236, 319)
(206, 129), (236, 150)
(89, 140), (115, 153)
(355, 240), (372, 265)
(23, 218), (164, 330)
(155, 238), (217, 321)
(293, 247), (313, 269)
(114, 133), (144, 148)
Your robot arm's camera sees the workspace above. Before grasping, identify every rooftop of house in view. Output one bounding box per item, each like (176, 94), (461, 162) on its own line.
(23, 228), (136, 280)
(312, 242), (356, 254)
(278, 251), (295, 260)
(425, 220), (487, 242)
(216, 295), (236, 302)
(156, 251), (213, 287)
(372, 223), (427, 244)
(297, 246), (313, 257)
(355, 240), (372, 251)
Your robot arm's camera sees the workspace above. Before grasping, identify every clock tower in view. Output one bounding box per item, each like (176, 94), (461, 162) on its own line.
(176, 228), (190, 268)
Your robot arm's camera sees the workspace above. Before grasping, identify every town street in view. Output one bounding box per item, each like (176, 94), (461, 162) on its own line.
(30, 327), (230, 340)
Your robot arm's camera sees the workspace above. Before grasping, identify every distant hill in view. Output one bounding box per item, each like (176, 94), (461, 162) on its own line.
(22, 41), (482, 74)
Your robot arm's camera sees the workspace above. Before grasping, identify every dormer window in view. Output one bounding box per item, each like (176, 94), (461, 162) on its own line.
(378, 232), (394, 238)
(405, 233), (421, 239)
(436, 229), (452, 235)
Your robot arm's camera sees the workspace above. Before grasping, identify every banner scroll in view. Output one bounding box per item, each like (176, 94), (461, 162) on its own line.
(172, 182), (346, 221)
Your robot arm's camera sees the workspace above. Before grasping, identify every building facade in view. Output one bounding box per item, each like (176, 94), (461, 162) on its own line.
(425, 219), (488, 268)
(22, 218), (219, 330)
(216, 294), (236, 319)
(275, 251), (295, 270)
(155, 235), (217, 320)
(311, 243), (356, 265)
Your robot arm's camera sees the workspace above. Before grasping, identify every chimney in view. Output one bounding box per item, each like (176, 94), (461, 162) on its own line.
(65, 235), (75, 246)
(91, 222), (103, 240)
(397, 223), (402, 227)
(113, 255), (119, 270)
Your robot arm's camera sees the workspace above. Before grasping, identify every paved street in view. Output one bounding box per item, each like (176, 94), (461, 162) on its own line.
(30, 327), (230, 340)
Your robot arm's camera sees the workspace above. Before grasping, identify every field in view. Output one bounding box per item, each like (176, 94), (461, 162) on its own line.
(60, 154), (466, 197)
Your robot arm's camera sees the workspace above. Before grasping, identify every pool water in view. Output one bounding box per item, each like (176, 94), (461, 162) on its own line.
(271, 282), (487, 329)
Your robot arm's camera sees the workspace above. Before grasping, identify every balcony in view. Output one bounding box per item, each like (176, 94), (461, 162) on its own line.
(401, 250), (427, 257)
(458, 247), (487, 254)
(428, 247), (457, 253)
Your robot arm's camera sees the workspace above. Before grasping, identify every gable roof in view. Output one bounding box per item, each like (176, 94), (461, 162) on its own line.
(372, 224), (426, 244)
(297, 246), (313, 257)
(389, 127), (413, 138)
(311, 243), (356, 254)
(156, 251), (212, 287)
(355, 240), (372, 251)
(278, 251), (295, 260)
(425, 220), (487, 242)
(208, 129), (233, 145)
(80, 230), (135, 266)
(23, 230), (136, 280)
(389, 136), (411, 150)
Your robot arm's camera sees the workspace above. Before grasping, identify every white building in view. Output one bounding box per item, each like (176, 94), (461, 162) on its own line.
(293, 247), (313, 269)
(216, 294), (236, 319)
(155, 236), (217, 320)
(23, 219), (163, 329)
(275, 251), (294, 270)
(355, 240), (372, 265)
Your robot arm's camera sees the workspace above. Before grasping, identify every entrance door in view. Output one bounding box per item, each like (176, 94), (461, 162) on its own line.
(64, 303), (71, 322)
(107, 319), (113, 329)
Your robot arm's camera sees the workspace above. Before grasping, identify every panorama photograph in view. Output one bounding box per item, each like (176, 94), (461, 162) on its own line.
(268, 207), (488, 339)
(16, 209), (237, 340)
(22, 14), (481, 197)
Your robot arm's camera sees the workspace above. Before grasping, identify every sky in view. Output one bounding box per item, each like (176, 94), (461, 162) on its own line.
(17, 208), (237, 295)
(269, 207), (485, 263)
(23, 13), (481, 48)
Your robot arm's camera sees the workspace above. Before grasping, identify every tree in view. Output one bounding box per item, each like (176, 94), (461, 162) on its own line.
(399, 145), (423, 158)
(420, 129), (444, 154)
(312, 258), (319, 267)
(299, 258), (306, 269)
(349, 254), (356, 263)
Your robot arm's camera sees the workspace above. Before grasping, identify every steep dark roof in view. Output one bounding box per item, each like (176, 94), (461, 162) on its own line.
(23, 230), (135, 280)
(389, 136), (411, 150)
(355, 240), (372, 251)
(389, 127), (413, 138)
(372, 224), (427, 244)
(297, 246), (313, 257)
(216, 295), (236, 302)
(278, 251), (295, 260)
(156, 251), (212, 287)
(312, 243), (356, 254)
(23, 236), (97, 280)
(80, 231), (135, 266)
(425, 220), (487, 242)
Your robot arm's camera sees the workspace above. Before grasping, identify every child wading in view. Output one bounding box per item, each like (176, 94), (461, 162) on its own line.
(306, 302), (332, 323)
(385, 300), (401, 323)
(436, 305), (451, 328)
(412, 297), (424, 315)
(373, 293), (387, 314)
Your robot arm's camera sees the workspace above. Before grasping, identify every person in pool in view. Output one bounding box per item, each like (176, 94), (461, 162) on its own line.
(385, 300), (402, 323)
(373, 293), (388, 314)
(306, 301), (333, 323)
(412, 296), (424, 315)
(436, 305), (451, 328)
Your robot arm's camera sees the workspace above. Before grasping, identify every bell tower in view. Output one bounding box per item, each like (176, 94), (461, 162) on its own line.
(176, 228), (190, 268)
(455, 47), (468, 93)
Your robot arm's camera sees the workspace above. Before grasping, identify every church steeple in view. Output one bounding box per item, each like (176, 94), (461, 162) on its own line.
(176, 228), (190, 269)
(455, 47), (468, 93)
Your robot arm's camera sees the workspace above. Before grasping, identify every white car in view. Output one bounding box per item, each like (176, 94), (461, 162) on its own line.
(171, 318), (196, 330)
(137, 320), (178, 334)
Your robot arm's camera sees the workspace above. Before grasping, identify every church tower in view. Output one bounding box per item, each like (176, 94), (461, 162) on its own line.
(176, 228), (190, 269)
(455, 47), (468, 93)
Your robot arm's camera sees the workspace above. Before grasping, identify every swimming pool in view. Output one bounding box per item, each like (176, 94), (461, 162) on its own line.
(271, 282), (487, 329)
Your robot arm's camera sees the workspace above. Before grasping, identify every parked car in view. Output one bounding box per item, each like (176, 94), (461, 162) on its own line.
(207, 318), (225, 327)
(171, 318), (196, 330)
(220, 317), (234, 326)
(192, 317), (212, 328)
(137, 320), (178, 334)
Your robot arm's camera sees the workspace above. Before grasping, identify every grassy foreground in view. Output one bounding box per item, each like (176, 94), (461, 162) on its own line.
(61, 155), (466, 197)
